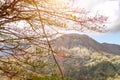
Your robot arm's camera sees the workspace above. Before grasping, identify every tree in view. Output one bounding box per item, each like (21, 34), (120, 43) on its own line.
(0, 0), (107, 79)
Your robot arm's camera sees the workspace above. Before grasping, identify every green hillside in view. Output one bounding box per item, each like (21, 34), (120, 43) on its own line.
(56, 47), (120, 80)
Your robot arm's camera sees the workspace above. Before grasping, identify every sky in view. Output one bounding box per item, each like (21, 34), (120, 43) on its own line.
(91, 32), (120, 45)
(73, 0), (120, 45)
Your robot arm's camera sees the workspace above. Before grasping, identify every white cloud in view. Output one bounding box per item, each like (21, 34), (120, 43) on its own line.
(73, 0), (120, 32)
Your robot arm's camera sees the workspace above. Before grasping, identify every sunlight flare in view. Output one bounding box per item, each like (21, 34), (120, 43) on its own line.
(47, 0), (70, 8)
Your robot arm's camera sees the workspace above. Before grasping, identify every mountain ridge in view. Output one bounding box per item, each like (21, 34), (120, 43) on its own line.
(53, 33), (120, 55)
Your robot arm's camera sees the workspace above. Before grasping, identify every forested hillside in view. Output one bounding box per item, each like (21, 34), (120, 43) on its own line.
(53, 34), (120, 80)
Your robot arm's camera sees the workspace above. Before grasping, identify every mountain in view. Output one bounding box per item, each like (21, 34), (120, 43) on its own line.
(1, 34), (120, 80)
(18, 33), (120, 80)
(53, 34), (120, 55)
(51, 34), (120, 80)
(102, 43), (120, 55)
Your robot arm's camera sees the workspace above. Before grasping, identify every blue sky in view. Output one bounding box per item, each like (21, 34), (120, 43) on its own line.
(91, 32), (120, 45)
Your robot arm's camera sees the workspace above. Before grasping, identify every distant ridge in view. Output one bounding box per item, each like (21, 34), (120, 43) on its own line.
(53, 34), (120, 55)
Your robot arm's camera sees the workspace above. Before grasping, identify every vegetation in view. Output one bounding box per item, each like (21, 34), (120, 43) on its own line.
(58, 47), (120, 80)
(0, 0), (108, 80)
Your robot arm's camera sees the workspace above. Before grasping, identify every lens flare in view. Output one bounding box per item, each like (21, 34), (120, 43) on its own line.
(47, 0), (70, 8)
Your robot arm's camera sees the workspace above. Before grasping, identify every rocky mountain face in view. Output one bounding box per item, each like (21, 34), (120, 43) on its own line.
(53, 34), (120, 55)
(52, 34), (120, 80)
(102, 43), (120, 55)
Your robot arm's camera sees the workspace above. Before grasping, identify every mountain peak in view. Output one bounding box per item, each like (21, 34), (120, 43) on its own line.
(54, 33), (100, 49)
(53, 33), (120, 55)
(61, 33), (90, 39)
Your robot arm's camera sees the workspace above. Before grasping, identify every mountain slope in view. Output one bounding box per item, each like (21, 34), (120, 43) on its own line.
(52, 34), (120, 80)
(24, 33), (120, 80)
(53, 34), (120, 55)
(102, 43), (120, 55)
